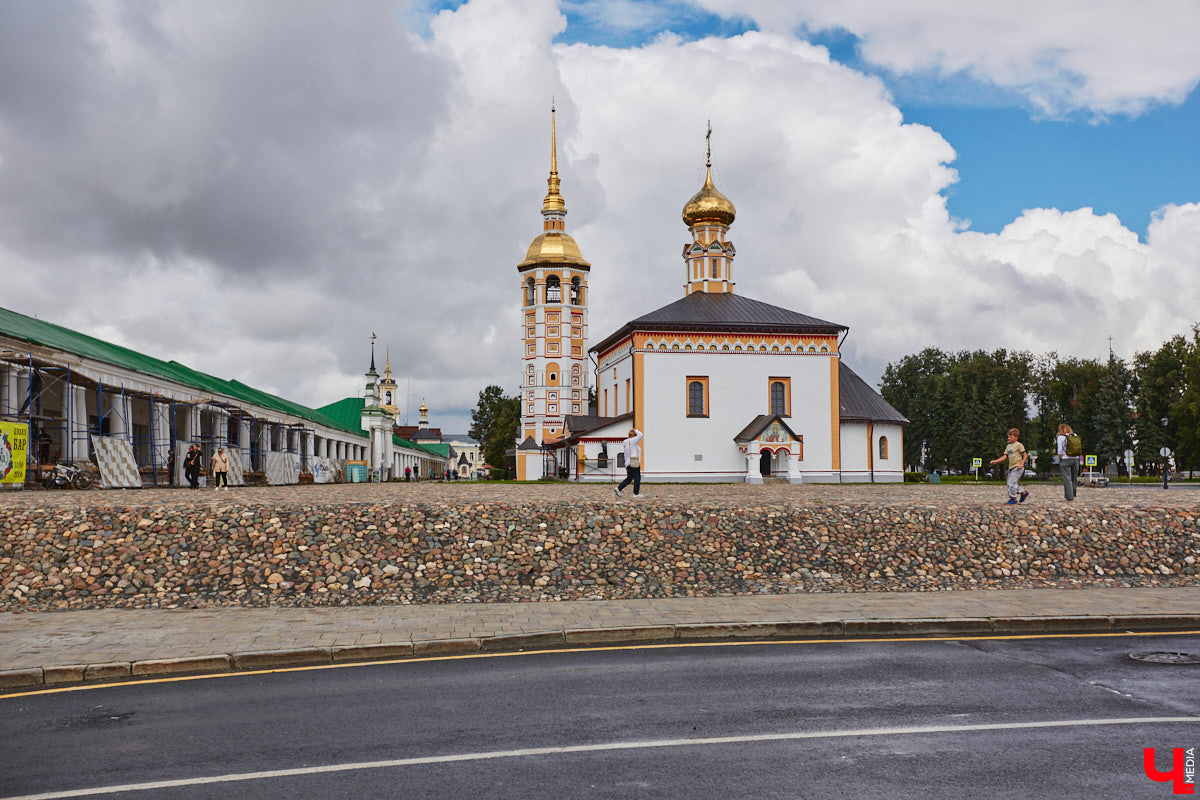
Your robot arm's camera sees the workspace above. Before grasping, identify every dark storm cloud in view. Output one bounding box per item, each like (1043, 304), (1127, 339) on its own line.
(0, 1), (451, 274)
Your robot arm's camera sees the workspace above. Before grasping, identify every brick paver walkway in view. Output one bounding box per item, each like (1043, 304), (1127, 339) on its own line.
(3, 587), (1199, 675)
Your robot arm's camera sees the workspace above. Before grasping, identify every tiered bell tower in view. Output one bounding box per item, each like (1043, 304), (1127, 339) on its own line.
(515, 105), (591, 481)
(378, 350), (399, 423)
(681, 123), (737, 296)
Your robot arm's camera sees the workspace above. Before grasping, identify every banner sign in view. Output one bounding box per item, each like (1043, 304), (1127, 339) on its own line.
(0, 421), (29, 484)
(346, 460), (368, 483)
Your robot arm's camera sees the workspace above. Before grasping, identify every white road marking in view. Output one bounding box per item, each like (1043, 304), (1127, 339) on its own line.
(5, 716), (1198, 799)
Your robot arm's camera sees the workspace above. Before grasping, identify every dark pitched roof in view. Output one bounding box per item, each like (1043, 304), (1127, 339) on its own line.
(733, 414), (801, 444)
(516, 435), (541, 451)
(592, 292), (846, 355)
(839, 362), (908, 424)
(563, 414), (629, 437)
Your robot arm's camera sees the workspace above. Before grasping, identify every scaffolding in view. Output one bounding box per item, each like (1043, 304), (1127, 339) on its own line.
(1, 348), (335, 489)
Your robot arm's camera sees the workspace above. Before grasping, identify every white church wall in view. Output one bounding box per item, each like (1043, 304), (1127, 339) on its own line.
(596, 344), (635, 419)
(640, 350), (837, 482)
(839, 422), (871, 482)
(839, 421), (906, 483)
(873, 422), (906, 482)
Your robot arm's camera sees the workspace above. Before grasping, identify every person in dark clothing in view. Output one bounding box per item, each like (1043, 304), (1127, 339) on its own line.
(166, 448), (176, 486)
(184, 445), (202, 489)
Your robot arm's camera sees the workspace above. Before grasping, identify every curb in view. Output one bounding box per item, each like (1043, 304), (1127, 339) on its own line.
(3, 614), (1198, 691)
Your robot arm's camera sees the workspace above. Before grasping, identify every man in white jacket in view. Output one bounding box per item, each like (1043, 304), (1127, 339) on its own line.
(615, 428), (644, 498)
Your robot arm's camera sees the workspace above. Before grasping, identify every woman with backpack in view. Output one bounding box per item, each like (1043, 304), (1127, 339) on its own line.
(1056, 423), (1082, 501)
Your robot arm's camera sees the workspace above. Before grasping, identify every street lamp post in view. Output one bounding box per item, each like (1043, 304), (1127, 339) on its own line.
(1162, 417), (1169, 490)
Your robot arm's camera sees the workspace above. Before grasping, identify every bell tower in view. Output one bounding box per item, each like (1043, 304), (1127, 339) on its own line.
(515, 105), (591, 480)
(379, 349), (399, 423)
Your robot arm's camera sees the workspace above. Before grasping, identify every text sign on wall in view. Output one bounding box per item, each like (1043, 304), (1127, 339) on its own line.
(0, 421), (29, 485)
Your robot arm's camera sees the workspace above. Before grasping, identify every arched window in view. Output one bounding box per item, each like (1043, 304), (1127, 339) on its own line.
(570, 277), (582, 305)
(525, 278), (535, 306)
(770, 381), (786, 415)
(546, 275), (561, 303)
(687, 379), (707, 417)
(879, 436), (889, 460)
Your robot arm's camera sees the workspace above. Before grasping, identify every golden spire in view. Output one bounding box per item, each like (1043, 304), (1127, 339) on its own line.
(682, 120), (736, 227)
(542, 102), (565, 215)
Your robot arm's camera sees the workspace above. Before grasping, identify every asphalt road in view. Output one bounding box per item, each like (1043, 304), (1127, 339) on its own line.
(2, 634), (1198, 799)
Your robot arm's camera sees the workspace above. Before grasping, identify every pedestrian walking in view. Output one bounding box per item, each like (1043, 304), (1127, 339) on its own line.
(989, 428), (1029, 505)
(1055, 423), (1081, 501)
(405, 466), (411, 482)
(614, 427), (644, 498)
(183, 445), (202, 490)
(166, 448), (175, 486)
(211, 447), (230, 490)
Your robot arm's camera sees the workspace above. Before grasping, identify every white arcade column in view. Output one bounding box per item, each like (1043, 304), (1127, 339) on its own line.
(239, 418), (253, 471)
(71, 386), (90, 461)
(107, 391), (132, 443)
(152, 400), (172, 468)
(0, 364), (14, 415)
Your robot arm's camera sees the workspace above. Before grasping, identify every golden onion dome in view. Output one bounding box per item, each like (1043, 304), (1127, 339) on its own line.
(518, 231), (591, 269)
(682, 166), (736, 227)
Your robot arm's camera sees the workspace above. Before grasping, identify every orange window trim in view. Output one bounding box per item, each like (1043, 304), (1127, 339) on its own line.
(769, 377), (791, 417)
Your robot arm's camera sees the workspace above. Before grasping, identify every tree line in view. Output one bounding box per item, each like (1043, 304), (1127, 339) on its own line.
(879, 327), (1199, 476)
(469, 385), (520, 479)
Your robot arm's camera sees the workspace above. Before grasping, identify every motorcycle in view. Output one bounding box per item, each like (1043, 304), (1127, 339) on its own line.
(42, 462), (95, 490)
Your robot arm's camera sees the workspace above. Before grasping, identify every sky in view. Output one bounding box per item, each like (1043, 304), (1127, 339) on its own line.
(2, 0), (1199, 436)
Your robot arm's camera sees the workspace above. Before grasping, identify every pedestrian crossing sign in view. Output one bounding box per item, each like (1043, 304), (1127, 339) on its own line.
(1085, 455), (1097, 467)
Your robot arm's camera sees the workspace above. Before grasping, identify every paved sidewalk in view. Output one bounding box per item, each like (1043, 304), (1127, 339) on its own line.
(3, 587), (1200, 690)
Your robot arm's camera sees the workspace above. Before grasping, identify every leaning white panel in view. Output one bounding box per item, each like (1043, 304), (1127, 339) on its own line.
(265, 451), (297, 485)
(91, 435), (141, 488)
(226, 448), (245, 486)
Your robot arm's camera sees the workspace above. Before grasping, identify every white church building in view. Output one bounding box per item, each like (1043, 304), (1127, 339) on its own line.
(518, 119), (906, 483)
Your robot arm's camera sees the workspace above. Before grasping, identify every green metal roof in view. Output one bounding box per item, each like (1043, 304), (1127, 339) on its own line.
(315, 398), (450, 459)
(1, 305), (365, 439)
(316, 397), (368, 433)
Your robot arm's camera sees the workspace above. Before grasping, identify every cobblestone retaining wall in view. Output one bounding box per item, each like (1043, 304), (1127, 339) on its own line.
(2, 485), (1197, 609)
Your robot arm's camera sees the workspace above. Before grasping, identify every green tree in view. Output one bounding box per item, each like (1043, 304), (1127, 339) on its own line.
(470, 385), (520, 478)
(1035, 356), (1105, 466)
(881, 348), (1032, 473)
(945, 349), (1033, 473)
(1174, 326), (1200, 474)
(881, 348), (950, 471)
(1137, 333), (1185, 474)
(1090, 353), (1134, 470)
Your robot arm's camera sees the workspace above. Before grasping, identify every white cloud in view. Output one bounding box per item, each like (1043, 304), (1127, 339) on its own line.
(694, 0), (1200, 117)
(1, 0), (1198, 438)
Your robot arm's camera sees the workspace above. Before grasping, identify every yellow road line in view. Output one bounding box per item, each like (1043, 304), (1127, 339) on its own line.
(3, 629), (1197, 700)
